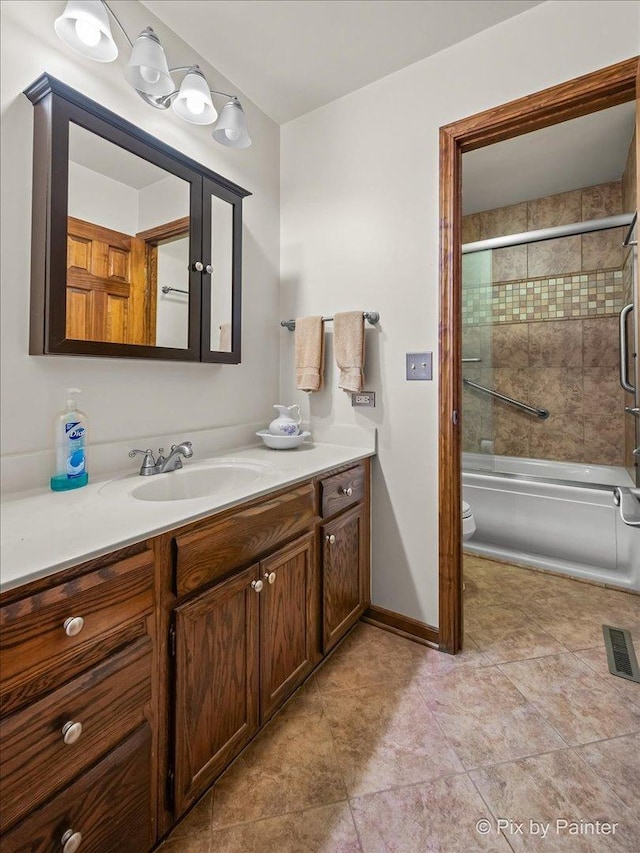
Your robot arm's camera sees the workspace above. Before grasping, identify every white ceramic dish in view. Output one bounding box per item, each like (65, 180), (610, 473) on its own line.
(256, 430), (311, 450)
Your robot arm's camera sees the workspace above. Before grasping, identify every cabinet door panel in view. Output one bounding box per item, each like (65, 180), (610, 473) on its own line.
(322, 504), (366, 652)
(174, 564), (259, 816)
(260, 533), (317, 720)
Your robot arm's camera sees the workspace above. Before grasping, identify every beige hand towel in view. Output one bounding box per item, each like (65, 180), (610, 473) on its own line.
(334, 311), (365, 392)
(295, 316), (325, 391)
(218, 322), (232, 351)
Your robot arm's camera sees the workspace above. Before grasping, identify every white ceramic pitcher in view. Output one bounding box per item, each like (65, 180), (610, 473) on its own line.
(268, 404), (302, 436)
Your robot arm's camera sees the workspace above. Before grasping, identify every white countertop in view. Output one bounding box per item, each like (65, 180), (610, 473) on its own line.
(1, 439), (375, 593)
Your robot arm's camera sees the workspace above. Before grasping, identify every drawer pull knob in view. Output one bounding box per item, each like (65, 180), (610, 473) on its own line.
(251, 579), (264, 593)
(341, 486), (353, 496)
(62, 720), (83, 745)
(326, 534), (336, 545)
(63, 617), (84, 637)
(264, 571), (277, 585)
(61, 829), (82, 853)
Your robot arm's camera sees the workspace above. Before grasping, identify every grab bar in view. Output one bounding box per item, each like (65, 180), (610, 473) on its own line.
(623, 211), (637, 248)
(462, 357), (482, 363)
(613, 486), (640, 527)
(619, 303), (635, 393)
(463, 378), (549, 419)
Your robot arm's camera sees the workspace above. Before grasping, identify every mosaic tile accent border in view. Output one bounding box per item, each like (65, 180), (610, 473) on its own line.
(462, 269), (624, 325)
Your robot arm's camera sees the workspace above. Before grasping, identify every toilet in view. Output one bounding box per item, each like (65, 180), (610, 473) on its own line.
(462, 501), (476, 541)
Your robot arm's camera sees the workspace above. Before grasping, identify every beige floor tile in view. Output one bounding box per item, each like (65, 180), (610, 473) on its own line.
(420, 666), (566, 769)
(575, 733), (640, 811)
(322, 682), (463, 796)
(210, 695), (346, 829)
(159, 837), (211, 853)
(169, 790), (212, 839)
(315, 623), (411, 695)
(471, 748), (640, 851)
(465, 605), (568, 664)
(500, 653), (640, 745)
(350, 773), (512, 852)
(206, 802), (361, 852)
(379, 631), (493, 682)
(575, 646), (640, 707)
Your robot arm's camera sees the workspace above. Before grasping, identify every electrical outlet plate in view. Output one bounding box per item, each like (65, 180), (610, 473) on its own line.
(351, 391), (376, 407)
(406, 352), (432, 380)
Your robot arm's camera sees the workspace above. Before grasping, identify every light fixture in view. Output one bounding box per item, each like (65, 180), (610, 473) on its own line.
(125, 27), (174, 97)
(54, 0), (252, 148)
(172, 66), (218, 125)
(212, 99), (252, 149)
(54, 0), (118, 62)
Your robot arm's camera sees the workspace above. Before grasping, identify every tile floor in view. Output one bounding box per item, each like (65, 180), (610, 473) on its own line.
(161, 555), (640, 852)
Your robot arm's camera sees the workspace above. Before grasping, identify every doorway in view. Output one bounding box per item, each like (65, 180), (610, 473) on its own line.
(438, 58), (639, 654)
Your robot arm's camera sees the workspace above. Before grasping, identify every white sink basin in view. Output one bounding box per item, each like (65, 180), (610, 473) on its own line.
(102, 458), (275, 502)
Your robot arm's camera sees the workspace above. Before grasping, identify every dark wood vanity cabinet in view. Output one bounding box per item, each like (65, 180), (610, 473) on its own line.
(0, 543), (157, 851)
(319, 463), (370, 652)
(171, 522), (319, 816)
(0, 459), (371, 849)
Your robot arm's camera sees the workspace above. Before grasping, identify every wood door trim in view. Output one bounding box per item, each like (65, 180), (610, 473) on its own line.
(136, 216), (190, 244)
(438, 57), (639, 654)
(362, 606), (439, 647)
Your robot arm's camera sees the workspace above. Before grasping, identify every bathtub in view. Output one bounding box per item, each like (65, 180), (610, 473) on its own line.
(462, 453), (640, 591)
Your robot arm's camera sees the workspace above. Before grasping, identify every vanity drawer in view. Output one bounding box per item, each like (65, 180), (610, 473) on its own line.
(1, 722), (154, 853)
(0, 637), (152, 833)
(319, 464), (365, 518)
(174, 482), (316, 596)
(0, 550), (154, 715)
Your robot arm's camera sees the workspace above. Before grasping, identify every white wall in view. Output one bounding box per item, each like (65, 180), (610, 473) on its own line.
(68, 161), (139, 234)
(280, 0), (640, 627)
(156, 237), (190, 349)
(0, 0), (280, 463)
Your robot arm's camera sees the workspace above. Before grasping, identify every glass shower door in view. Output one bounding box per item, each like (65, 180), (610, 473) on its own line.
(462, 250), (495, 473)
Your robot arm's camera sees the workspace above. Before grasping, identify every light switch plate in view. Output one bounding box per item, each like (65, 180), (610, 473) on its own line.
(406, 352), (432, 380)
(351, 391), (376, 407)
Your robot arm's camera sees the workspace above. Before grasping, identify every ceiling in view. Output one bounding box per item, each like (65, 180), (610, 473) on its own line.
(462, 101), (637, 215)
(69, 123), (169, 189)
(141, 0), (544, 124)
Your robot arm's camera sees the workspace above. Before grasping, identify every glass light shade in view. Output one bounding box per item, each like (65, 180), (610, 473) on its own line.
(54, 0), (118, 62)
(172, 67), (218, 125)
(212, 99), (252, 149)
(124, 27), (174, 96)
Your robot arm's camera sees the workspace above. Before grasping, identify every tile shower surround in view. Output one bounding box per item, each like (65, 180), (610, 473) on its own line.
(462, 178), (633, 467)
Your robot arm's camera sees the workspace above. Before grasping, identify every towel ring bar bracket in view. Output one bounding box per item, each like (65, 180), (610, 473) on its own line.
(281, 311), (380, 332)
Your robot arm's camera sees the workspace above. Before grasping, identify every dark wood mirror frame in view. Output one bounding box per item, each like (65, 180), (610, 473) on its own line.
(24, 73), (250, 363)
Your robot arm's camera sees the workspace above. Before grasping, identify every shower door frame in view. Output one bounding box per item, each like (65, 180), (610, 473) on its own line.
(438, 57), (639, 654)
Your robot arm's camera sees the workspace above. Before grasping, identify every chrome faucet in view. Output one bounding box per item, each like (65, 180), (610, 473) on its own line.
(129, 441), (193, 476)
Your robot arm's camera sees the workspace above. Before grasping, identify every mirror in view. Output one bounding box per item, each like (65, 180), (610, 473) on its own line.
(25, 74), (250, 363)
(68, 123), (191, 349)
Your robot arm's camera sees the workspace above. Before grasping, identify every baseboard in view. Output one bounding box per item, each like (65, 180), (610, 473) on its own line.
(362, 605), (439, 648)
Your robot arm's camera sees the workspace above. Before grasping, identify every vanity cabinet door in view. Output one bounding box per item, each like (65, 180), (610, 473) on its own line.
(173, 564), (259, 816)
(321, 504), (367, 653)
(259, 533), (318, 721)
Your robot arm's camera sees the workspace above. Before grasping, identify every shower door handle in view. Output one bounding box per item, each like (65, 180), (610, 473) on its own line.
(619, 303), (635, 393)
(613, 486), (640, 527)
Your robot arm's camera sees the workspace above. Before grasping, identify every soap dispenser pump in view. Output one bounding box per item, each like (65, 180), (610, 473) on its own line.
(50, 388), (89, 491)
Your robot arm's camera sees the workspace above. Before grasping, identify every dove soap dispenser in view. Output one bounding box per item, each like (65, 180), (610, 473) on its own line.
(50, 388), (89, 491)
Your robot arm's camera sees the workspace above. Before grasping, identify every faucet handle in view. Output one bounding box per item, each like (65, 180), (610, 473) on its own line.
(129, 448), (156, 472)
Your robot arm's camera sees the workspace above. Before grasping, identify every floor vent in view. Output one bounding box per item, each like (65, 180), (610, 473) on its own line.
(603, 626), (640, 683)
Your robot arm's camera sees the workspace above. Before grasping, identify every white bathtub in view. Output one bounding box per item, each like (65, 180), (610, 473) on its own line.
(462, 453), (640, 591)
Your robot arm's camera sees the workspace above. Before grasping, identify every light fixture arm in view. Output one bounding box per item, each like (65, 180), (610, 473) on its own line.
(102, 1), (134, 48)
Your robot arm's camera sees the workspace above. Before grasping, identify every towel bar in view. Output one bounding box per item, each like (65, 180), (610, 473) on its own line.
(280, 311), (380, 332)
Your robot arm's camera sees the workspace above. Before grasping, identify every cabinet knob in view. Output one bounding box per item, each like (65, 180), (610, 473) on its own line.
(205, 264), (214, 275)
(264, 571), (277, 585)
(63, 617), (84, 637)
(192, 261), (204, 272)
(341, 486), (353, 496)
(326, 534), (336, 545)
(251, 579), (264, 593)
(61, 829), (82, 853)
(62, 720), (83, 745)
